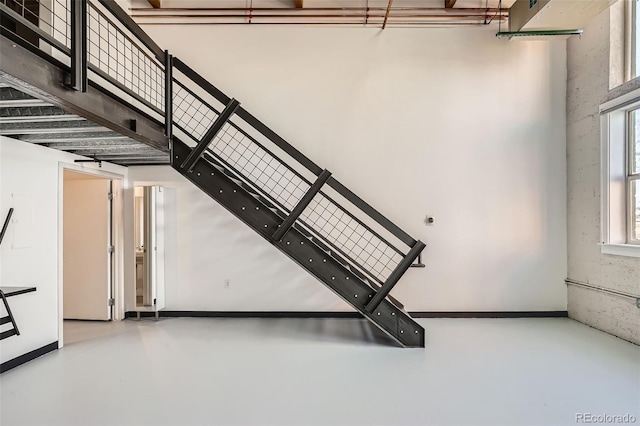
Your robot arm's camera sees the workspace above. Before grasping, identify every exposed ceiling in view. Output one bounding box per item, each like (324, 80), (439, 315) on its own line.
(131, 0), (615, 33)
(0, 84), (170, 166)
(130, 0), (516, 27)
(0, 0), (609, 170)
(134, 0), (514, 7)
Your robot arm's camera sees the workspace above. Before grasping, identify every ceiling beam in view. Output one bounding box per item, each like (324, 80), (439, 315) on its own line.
(0, 99), (49, 107)
(20, 134), (129, 143)
(87, 155), (169, 161)
(147, 0), (161, 8)
(445, 0), (457, 8)
(0, 126), (106, 135)
(115, 159), (170, 165)
(45, 143), (155, 151)
(0, 115), (82, 124)
(69, 154), (168, 162)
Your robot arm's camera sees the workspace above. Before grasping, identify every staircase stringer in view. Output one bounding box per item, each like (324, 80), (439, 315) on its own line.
(172, 138), (424, 348)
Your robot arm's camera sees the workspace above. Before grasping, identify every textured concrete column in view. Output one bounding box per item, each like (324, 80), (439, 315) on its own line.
(566, 3), (640, 345)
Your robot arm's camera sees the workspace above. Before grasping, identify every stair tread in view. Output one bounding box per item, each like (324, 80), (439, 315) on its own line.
(202, 154), (225, 172)
(310, 237), (330, 252)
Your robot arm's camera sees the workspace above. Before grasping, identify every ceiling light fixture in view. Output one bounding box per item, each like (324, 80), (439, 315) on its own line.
(496, 29), (583, 38)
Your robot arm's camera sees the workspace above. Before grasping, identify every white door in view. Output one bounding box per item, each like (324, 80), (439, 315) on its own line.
(63, 175), (111, 320)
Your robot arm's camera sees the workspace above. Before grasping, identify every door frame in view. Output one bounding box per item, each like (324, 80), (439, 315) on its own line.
(58, 163), (125, 348)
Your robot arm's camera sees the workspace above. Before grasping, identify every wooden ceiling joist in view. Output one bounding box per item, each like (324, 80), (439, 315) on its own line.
(294, 0), (304, 7)
(148, 0), (161, 8)
(445, 0), (457, 7)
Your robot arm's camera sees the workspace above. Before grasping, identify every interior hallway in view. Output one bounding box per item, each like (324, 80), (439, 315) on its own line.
(1, 318), (638, 426)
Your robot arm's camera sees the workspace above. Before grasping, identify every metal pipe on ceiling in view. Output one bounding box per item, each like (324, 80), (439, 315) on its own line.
(364, 0), (369, 24)
(131, 7), (506, 12)
(130, 6), (509, 26)
(138, 22), (498, 26)
(382, 0), (394, 29)
(130, 13), (507, 19)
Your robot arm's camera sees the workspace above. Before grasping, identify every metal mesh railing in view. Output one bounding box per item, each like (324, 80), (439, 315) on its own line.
(51, 0), (69, 46)
(87, 2), (164, 111)
(203, 125), (407, 282)
(170, 69), (407, 284)
(1, 0), (70, 48)
(208, 121), (311, 212)
(173, 81), (219, 140)
(299, 193), (404, 282)
(198, 119), (404, 283)
(170, 77), (313, 214)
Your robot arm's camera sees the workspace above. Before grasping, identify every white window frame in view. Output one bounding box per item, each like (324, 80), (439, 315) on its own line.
(600, 88), (640, 258)
(626, 110), (640, 244)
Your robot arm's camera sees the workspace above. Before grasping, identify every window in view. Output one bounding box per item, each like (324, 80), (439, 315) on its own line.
(630, 110), (640, 242)
(632, 0), (640, 80)
(600, 90), (640, 257)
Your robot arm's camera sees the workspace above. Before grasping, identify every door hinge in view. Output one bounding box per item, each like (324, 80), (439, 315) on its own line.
(107, 245), (115, 254)
(108, 298), (115, 306)
(108, 192), (114, 201)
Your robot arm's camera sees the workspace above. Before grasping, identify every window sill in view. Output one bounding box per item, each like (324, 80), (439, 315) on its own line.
(600, 244), (640, 258)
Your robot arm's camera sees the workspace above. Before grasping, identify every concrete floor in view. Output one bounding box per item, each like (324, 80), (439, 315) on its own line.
(1, 317), (639, 426)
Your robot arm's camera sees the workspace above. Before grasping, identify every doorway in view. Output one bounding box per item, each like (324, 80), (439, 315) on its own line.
(133, 185), (166, 315)
(62, 170), (114, 322)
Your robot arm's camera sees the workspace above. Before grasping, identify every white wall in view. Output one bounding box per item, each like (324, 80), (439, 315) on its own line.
(132, 24), (568, 312)
(0, 137), (127, 364)
(127, 166), (350, 311)
(566, 6), (640, 344)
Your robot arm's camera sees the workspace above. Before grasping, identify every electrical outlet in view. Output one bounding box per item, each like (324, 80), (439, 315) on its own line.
(224, 279), (230, 288)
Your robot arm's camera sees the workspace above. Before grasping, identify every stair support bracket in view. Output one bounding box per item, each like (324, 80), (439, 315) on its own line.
(180, 98), (241, 172)
(272, 169), (332, 242)
(365, 240), (426, 314)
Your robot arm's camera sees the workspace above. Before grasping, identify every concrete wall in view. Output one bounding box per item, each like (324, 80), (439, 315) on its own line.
(0, 137), (127, 364)
(566, 5), (640, 344)
(132, 24), (569, 312)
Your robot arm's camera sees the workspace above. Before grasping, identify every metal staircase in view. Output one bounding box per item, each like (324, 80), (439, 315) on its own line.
(0, 209), (20, 341)
(0, 0), (425, 347)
